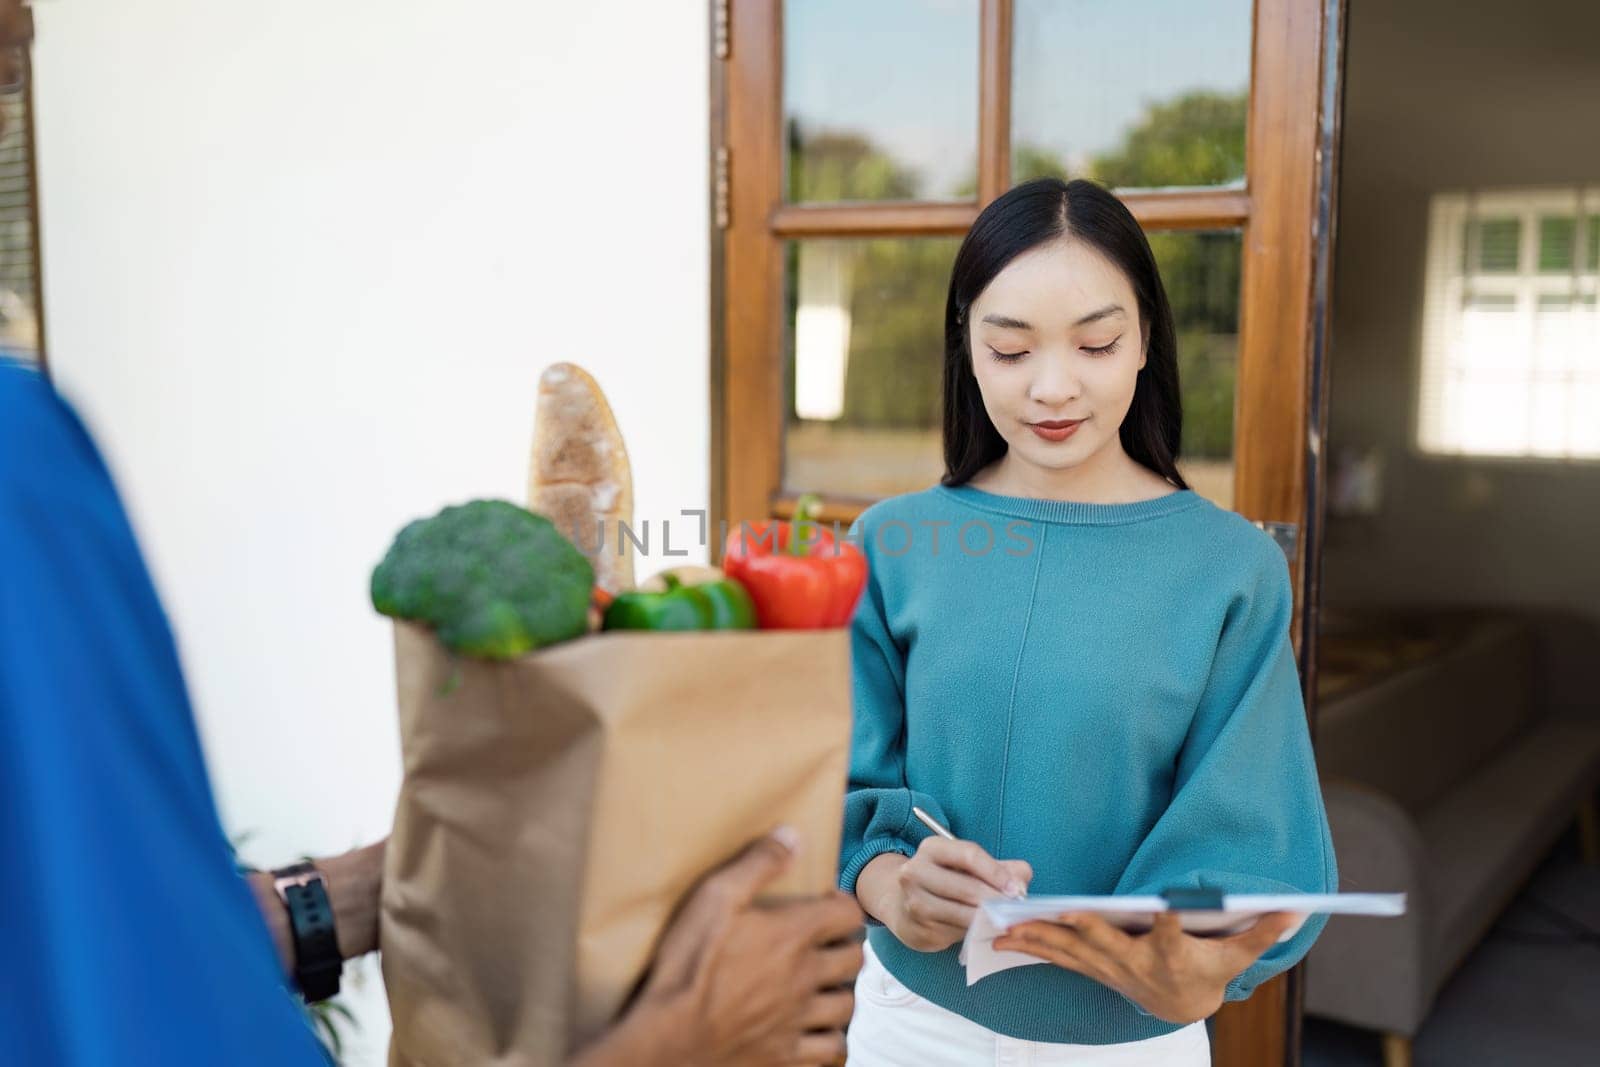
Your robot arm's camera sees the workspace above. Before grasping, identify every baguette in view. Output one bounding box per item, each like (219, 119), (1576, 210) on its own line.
(527, 362), (635, 595)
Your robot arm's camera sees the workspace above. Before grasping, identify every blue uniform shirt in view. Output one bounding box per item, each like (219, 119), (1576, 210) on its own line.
(0, 361), (323, 1063)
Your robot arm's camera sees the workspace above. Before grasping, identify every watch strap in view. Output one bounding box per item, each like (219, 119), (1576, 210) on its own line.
(273, 861), (342, 1002)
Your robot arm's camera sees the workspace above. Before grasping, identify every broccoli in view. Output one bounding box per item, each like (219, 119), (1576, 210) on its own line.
(371, 499), (594, 658)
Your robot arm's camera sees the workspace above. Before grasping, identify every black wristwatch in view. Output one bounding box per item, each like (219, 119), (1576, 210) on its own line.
(272, 861), (342, 1002)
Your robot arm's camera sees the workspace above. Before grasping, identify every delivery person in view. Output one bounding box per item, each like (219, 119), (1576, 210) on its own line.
(0, 357), (861, 1065)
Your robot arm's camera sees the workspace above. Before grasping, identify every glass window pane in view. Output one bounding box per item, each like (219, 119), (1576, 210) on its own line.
(1456, 298), (1524, 375)
(783, 238), (958, 498)
(1463, 218), (1521, 273)
(1150, 230), (1244, 509)
(784, 232), (1244, 508)
(784, 0), (979, 203)
(0, 92), (40, 364)
(1011, 0), (1252, 190)
(1538, 216), (1575, 273)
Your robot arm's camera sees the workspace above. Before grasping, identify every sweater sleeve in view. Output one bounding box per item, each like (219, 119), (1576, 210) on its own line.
(837, 515), (951, 898)
(1111, 538), (1338, 1005)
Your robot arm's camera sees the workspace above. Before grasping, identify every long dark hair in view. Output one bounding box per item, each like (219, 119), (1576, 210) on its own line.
(941, 178), (1189, 490)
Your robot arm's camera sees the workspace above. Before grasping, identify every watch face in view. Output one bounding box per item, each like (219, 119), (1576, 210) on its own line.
(273, 864), (322, 903)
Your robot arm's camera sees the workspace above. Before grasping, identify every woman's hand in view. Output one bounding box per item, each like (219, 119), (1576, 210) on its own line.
(993, 910), (1301, 1024)
(856, 839), (1032, 953)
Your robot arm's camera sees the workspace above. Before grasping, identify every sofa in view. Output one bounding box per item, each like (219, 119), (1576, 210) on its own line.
(1302, 608), (1600, 1067)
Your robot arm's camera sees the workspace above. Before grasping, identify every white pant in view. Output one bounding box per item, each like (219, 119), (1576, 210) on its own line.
(847, 942), (1211, 1066)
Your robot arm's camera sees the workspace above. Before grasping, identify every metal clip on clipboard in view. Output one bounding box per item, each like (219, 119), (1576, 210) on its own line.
(1160, 886), (1226, 910)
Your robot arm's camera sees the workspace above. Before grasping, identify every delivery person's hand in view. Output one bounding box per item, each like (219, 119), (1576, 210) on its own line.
(572, 828), (864, 1067)
(993, 909), (1302, 1023)
(856, 838), (1033, 952)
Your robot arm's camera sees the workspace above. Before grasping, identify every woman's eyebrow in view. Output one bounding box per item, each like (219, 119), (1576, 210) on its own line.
(980, 304), (1126, 331)
(1073, 303), (1126, 327)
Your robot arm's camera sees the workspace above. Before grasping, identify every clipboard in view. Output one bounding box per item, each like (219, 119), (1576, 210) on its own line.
(960, 889), (1406, 986)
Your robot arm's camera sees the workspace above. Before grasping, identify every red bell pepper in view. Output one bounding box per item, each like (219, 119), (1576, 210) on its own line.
(722, 494), (868, 629)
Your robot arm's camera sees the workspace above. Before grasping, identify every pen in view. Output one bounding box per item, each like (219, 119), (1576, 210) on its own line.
(911, 806), (1026, 899)
(911, 805), (957, 840)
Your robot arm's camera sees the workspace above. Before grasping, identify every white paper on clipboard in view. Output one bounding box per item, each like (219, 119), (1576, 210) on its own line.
(960, 892), (1406, 986)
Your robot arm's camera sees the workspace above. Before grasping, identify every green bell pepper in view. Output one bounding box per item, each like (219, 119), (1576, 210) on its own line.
(602, 571), (757, 632)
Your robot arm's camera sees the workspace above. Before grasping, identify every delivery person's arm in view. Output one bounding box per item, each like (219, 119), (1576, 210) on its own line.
(243, 829), (864, 1065)
(245, 838), (387, 971)
(571, 830), (863, 1067)
(244, 830), (863, 1066)
(245, 829), (865, 1065)
(245, 832), (861, 1066)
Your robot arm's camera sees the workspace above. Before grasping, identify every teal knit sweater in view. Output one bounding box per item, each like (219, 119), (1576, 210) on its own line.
(839, 483), (1338, 1045)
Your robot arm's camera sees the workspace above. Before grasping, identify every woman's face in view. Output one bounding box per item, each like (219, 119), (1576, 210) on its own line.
(966, 236), (1146, 481)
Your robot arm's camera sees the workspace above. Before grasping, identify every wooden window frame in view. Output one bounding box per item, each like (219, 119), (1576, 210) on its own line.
(711, 3), (1345, 1062)
(1416, 187), (1600, 463)
(713, 0), (1314, 529)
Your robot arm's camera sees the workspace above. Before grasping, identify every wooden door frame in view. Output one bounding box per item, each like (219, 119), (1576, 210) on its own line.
(708, 2), (1349, 1062)
(0, 0), (43, 374)
(1287, 6), (1348, 1061)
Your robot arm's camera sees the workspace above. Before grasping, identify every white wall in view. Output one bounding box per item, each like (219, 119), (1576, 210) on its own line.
(30, 2), (709, 1061)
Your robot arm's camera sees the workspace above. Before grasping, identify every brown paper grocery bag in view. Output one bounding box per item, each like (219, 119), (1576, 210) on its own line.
(381, 621), (852, 1067)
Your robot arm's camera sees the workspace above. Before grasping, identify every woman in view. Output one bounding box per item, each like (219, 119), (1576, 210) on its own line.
(839, 178), (1337, 1065)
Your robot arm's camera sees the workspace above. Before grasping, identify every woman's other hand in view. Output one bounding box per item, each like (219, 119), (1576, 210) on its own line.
(857, 838), (1033, 952)
(993, 910), (1301, 1023)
